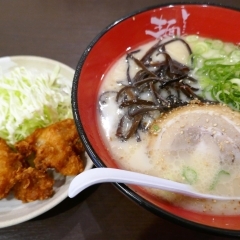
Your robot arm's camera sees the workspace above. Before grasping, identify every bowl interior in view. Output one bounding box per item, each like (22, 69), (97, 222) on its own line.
(72, 4), (240, 235)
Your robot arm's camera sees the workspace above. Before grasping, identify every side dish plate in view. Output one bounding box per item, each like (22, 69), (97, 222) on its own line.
(0, 56), (93, 228)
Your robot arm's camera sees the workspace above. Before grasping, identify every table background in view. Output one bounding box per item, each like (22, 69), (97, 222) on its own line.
(0, 0), (240, 239)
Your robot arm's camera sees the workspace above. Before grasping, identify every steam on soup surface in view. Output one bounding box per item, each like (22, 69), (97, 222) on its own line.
(98, 36), (240, 215)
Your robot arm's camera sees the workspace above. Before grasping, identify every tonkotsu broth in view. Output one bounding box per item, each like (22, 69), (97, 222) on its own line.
(98, 37), (240, 215)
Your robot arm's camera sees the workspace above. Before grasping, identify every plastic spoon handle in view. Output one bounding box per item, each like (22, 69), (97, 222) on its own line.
(68, 168), (240, 200)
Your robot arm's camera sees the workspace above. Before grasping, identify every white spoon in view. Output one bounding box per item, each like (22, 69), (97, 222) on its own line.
(68, 168), (240, 200)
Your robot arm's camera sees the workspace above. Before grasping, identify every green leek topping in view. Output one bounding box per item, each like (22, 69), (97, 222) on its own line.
(189, 36), (240, 111)
(182, 166), (197, 185)
(151, 124), (160, 132)
(209, 170), (230, 190)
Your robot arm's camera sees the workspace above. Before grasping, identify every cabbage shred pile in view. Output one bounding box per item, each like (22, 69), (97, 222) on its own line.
(0, 65), (72, 145)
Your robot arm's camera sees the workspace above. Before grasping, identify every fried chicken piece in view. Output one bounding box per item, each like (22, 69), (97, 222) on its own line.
(0, 138), (23, 199)
(15, 119), (85, 176)
(13, 167), (54, 202)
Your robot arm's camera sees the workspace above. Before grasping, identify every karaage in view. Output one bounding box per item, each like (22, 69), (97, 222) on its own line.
(0, 138), (23, 199)
(15, 119), (85, 176)
(14, 167), (54, 202)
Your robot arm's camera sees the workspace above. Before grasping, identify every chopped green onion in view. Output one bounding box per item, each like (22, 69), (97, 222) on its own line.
(182, 166), (197, 185)
(212, 40), (223, 50)
(185, 35), (199, 43)
(209, 170), (230, 190)
(152, 124), (160, 132)
(189, 37), (240, 111)
(192, 42), (209, 54)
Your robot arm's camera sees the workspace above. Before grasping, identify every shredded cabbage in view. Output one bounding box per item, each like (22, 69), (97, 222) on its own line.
(187, 36), (240, 110)
(0, 65), (72, 145)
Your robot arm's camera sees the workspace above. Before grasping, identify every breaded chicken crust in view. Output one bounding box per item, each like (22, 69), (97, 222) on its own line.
(15, 119), (85, 176)
(14, 167), (54, 202)
(0, 119), (85, 202)
(0, 139), (23, 199)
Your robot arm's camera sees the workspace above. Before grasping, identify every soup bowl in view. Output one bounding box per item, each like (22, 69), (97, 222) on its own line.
(72, 3), (240, 236)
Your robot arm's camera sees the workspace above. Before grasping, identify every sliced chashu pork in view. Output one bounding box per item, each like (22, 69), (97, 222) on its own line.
(148, 103), (240, 196)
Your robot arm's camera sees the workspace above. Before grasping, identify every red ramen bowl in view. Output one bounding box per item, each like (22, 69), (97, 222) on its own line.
(72, 3), (240, 237)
